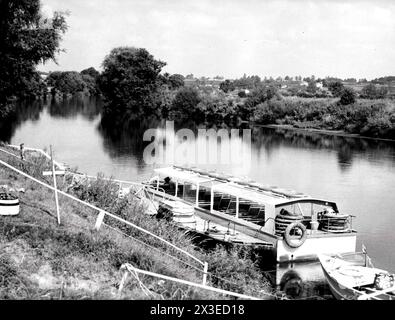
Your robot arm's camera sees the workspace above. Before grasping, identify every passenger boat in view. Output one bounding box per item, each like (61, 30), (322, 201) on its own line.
(143, 166), (357, 262)
(318, 254), (395, 300)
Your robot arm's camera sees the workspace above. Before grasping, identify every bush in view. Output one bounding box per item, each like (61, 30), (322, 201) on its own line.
(339, 88), (356, 105)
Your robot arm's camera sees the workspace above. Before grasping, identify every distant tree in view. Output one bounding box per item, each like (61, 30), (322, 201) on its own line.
(185, 74), (194, 79)
(81, 67), (100, 79)
(344, 78), (357, 83)
(47, 71), (86, 94)
(327, 81), (345, 97)
(170, 87), (201, 119)
(219, 80), (235, 93)
(0, 0), (67, 117)
(284, 76), (290, 81)
(168, 74), (185, 89)
(80, 67), (100, 94)
(99, 47), (166, 119)
(307, 81), (317, 93)
(361, 83), (388, 99)
(339, 87), (356, 105)
(358, 78), (368, 84)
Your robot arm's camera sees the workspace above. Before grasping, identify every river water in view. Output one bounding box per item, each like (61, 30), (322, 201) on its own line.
(1, 96), (395, 299)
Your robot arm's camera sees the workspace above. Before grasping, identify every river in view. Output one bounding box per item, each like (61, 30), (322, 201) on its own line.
(1, 95), (395, 299)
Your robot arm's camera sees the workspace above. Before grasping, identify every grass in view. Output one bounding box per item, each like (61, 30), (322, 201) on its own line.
(0, 147), (274, 300)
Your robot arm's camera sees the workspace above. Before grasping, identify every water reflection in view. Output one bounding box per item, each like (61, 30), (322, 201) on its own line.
(250, 126), (395, 170)
(48, 94), (102, 120)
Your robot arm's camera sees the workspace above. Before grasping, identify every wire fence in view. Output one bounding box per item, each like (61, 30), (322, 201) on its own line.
(0, 148), (280, 299)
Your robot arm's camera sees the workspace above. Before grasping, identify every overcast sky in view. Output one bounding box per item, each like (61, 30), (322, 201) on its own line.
(39, 0), (395, 80)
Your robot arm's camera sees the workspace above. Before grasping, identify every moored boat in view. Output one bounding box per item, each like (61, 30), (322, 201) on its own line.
(318, 254), (395, 300)
(143, 166), (357, 262)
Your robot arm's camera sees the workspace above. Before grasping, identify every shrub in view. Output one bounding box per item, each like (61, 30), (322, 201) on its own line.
(339, 88), (356, 105)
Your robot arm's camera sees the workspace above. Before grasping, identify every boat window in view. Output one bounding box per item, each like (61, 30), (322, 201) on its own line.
(239, 200), (265, 226)
(182, 182), (197, 203)
(197, 185), (211, 209)
(275, 204), (303, 216)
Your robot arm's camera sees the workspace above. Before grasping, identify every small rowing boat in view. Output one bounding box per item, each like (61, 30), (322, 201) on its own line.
(318, 254), (395, 300)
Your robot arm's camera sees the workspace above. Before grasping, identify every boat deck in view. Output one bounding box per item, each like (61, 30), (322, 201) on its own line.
(179, 215), (273, 246)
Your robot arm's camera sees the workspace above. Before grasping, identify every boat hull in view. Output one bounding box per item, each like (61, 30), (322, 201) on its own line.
(146, 189), (357, 263)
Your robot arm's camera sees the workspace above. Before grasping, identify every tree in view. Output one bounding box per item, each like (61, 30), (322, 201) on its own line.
(47, 71), (86, 94)
(168, 74), (185, 89)
(170, 87), (201, 119)
(327, 81), (345, 97)
(219, 80), (235, 93)
(80, 67), (100, 94)
(361, 83), (388, 99)
(307, 81), (317, 93)
(99, 47), (166, 119)
(81, 67), (100, 79)
(0, 0), (67, 117)
(339, 87), (356, 105)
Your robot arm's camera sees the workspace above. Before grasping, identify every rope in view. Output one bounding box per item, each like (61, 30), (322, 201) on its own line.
(120, 264), (155, 298)
(119, 263), (261, 300)
(102, 222), (204, 273)
(0, 158), (205, 267)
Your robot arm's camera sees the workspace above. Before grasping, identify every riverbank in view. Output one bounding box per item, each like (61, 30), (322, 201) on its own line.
(251, 96), (395, 140)
(0, 145), (273, 300)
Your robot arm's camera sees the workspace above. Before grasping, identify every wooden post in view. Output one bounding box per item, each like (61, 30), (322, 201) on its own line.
(19, 143), (25, 160)
(95, 210), (106, 231)
(202, 262), (208, 286)
(50, 145), (61, 225)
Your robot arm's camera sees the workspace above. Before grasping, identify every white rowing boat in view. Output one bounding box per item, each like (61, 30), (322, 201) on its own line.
(318, 254), (395, 300)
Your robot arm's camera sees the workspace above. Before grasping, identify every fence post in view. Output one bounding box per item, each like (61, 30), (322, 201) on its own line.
(19, 143), (25, 160)
(50, 145), (61, 225)
(118, 270), (129, 297)
(95, 210), (106, 231)
(202, 262), (208, 286)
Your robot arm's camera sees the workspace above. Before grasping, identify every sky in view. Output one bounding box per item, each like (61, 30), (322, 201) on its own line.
(39, 0), (395, 80)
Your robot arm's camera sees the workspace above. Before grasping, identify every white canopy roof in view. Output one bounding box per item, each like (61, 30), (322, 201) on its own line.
(154, 167), (214, 184)
(154, 167), (336, 208)
(212, 182), (288, 206)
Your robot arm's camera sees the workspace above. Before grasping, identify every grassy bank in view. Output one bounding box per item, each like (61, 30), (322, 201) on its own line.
(252, 97), (395, 139)
(0, 145), (273, 300)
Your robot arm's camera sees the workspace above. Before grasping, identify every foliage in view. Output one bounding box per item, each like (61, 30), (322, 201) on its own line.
(47, 71), (86, 95)
(99, 47), (166, 120)
(327, 81), (345, 97)
(219, 80), (235, 93)
(80, 67), (100, 79)
(339, 87), (356, 105)
(169, 87), (201, 120)
(0, 0), (67, 117)
(252, 96), (395, 139)
(306, 81), (317, 93)
(240, 85), (281, 120)
(360, 83), (388, 99)
(168, 74), (185, 89)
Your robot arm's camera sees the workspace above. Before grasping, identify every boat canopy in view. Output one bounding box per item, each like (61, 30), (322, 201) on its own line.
(212, 182), (286, 206)
(154, 166), (337, 208)
(154, 167), (214, 185)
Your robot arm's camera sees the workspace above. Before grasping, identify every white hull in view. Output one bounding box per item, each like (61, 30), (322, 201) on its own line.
(147, 189), (357, 262)
(276, 234), (356, 262)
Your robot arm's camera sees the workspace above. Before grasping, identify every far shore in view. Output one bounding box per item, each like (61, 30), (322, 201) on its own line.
(256, 124), (395, 143)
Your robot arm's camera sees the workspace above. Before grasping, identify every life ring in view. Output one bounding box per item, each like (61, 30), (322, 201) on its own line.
(284, 222), (307, 248)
